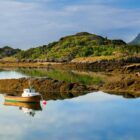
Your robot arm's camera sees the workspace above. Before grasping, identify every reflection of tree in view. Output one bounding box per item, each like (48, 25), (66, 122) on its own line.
(17, 68), (103, 85)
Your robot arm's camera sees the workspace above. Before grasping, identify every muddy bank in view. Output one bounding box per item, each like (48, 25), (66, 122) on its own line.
(1, 56), (140, 72)
(66, 57), (140, 72)
(0, 61), (123, 71)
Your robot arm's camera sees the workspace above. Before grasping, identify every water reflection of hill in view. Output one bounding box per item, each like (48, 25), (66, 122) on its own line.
(17, 68), (103, 85)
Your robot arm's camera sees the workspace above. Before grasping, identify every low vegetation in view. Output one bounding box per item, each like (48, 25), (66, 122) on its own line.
(0, 46), (20, 59)
(0, 32), (140, 63)
(17, 68), (103, 85)
(14, 32), (128, 62)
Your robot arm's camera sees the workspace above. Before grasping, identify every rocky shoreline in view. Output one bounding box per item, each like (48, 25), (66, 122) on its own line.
(0, 57), (139, 99)
(0, 56), (140, 72)
(0, 75), (140, 100)
(0, 78), (95, 100)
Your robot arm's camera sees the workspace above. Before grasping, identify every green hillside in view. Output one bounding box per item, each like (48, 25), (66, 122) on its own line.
(15, 32), (128, 62)
(0, 46), (21, 58)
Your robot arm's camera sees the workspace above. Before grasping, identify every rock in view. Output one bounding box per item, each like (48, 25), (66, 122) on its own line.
(136, 72), (140, 77)
(124, 64), (140, 72)
(0, 78), (92, 100)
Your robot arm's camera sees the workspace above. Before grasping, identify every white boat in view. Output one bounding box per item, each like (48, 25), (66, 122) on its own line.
(22, 88), (40, 97)
(5, 88), (41, 103)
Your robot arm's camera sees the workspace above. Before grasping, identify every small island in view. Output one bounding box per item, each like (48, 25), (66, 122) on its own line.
(0, 32), (140, 97)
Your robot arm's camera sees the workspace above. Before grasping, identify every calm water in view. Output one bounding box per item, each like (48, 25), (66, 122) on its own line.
(0, 70), (140, 140)
(0, 70), (28, 79)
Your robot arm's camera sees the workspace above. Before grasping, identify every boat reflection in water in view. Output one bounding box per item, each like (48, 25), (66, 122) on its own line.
(3, 88), (47, 116)
(4, 101), (43, 117)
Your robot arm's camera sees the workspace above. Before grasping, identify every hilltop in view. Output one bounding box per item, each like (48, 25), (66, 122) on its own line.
(0, 46), (21, 59)
(129, 33), (140, 45)
(15, 32), (127, 62)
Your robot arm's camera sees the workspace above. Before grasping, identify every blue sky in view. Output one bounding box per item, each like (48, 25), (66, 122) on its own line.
(0, 0), (140, 49)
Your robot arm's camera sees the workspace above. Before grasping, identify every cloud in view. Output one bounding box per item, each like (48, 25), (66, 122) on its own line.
(0, 91), (140, 140)
(0, 0), (139, 49)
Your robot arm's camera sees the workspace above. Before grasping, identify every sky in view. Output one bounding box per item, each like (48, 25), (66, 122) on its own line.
(0, 0), (140, 49)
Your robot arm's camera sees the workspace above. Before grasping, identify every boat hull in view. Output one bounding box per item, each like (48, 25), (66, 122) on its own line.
(5, 95), (41, 103)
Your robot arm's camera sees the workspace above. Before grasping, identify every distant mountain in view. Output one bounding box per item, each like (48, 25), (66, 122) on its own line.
(0, 46), (21, 58)
(15, 32), (126, 62)
(129, 33), (140, 45)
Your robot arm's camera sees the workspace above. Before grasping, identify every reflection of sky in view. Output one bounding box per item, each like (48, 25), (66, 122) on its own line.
(0, 71), (28, 79)
(0, 92), (140, 140)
